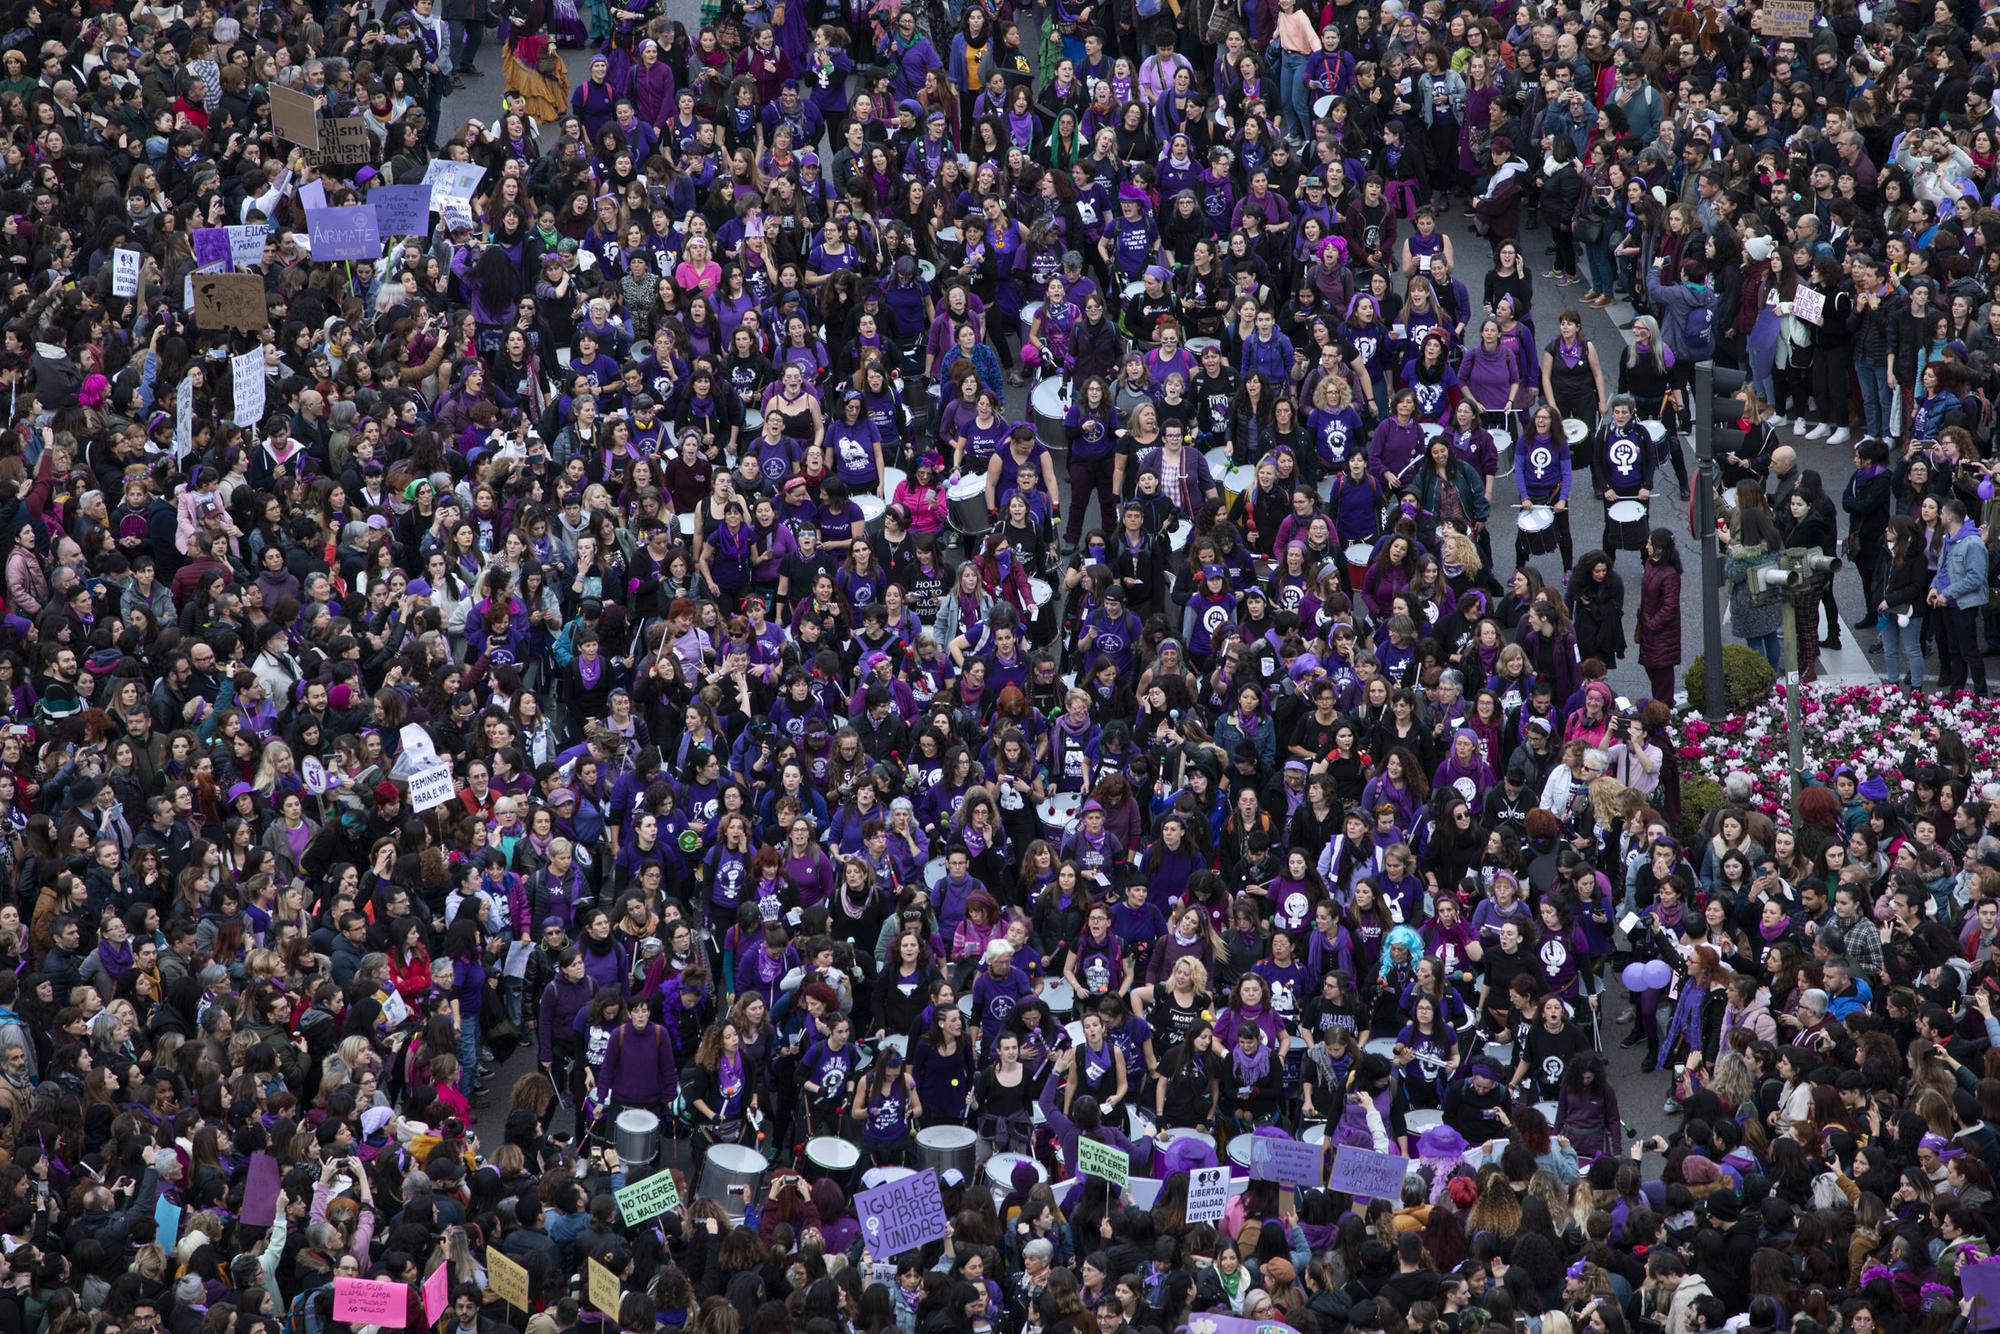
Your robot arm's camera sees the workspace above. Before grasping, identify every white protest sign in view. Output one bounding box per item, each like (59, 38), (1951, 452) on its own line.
(301, 755), (328, 794)
(399, 721), (440, 767)
(407, 762), (455, 813)
(1793, 284), (1825, 326)
(1186, 1166), (1230, 1224)
(173, 371), (194, 460)
(111, 249), (141, 298)
(230, 348), (265, 428)
(227, 224), (269, 268)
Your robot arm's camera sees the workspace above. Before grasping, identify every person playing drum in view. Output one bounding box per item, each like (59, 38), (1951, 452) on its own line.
(1590, 395), (1657, 564)
(1513, 402), (1575, 570)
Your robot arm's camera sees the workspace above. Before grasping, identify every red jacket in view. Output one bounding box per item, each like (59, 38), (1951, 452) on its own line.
(1637, 561), (1682, 669)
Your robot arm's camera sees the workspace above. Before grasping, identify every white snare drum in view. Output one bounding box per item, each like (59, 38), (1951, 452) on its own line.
(1519, 504), (1559, 557)
(804, 1136), (861, 1185)
(1030, 577), (1053, 610)
(918, 260), (937, 285)
(1405, 1108), (1445, 1133)
(856, 493), (887, 531)
(1364, 1036), (1399, 1061)
(923, 856), (947, 890)
(1019, 300), (1043, 343)
(986, 1152), (1047, 1209)
(1122, 279), (1147, 303)
(1038, 792), (1082, 834)
(1031, 376), (1069, 442)
(1534, 1101), (1560, 1126)
(1641, 419), (1667, 444)
(697, 1142), (767, 1214)
(1606, 498), (1648, 552)
(879, 466), (906, 505)
(1490, 428), (1514, 469)
(915, 1125), (979, 1179)
(1169, 520), (1192, 551)
(1345, 541), (1374, 587)
(936, 226), (961, 245)
(861, 1164), (916, 1190)
(1313, 94), (1334, 118)
(677, 511), (696, 538)
(1039, 977), (1077, 1018)
(744, 408), (764, 434)
(1301, 1123), (1327, 1147)
(1219, 462), (1256, 502)
(613, 1108), (660, 1165)
(1420, 422), (1444, 441)
(1187, 337), (1221, 357)
(1226, 1135), (1256, 1170)
(1562, 417), (1589, 445)
(947, 472), (992, 535)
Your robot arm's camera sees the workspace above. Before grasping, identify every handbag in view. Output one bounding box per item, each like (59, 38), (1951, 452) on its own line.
(1574, 216), (1605, 244)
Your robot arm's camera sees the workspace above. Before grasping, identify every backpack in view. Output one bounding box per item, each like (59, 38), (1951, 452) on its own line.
(1681, 293), (1716, 361)
(1136, 0), (1161, 18)
(286, 1284), (332, 1334)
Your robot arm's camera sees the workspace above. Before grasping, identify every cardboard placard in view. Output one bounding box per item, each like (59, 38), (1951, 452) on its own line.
(240, 1151), (282, 1227)
(587, 1259), (622, 1319)
(270, 82), (319, 147)
(407, 762), (455, 813)
(1328, 1145), (1412, 1200)
(191, 272), (266, 332)
(371, 183), (433, 237)
(1757, 0), (1813, 35)
(614, 1170), (682, 1225)
(1249, 1135), (1324, 1186)
(485, 1248), (530, 1311)
(111, 249), (141, 298)
(1185, 1165), (1229, 1224)
(854, 1168), (949, 1257)
(312, 117), (372, 165)
(421, 1266), (451, 1326)
(1075, 1138), (1130, 1186)
(422, 158), (486, 204)
(1793, 284), (1825, 326)
(232, 348), (266, 428)
(305, 204), (381, 261)
(334, 1277), (409, 1328)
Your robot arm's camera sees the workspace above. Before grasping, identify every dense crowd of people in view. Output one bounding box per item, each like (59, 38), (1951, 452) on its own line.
(8, 3), (2000, 1334)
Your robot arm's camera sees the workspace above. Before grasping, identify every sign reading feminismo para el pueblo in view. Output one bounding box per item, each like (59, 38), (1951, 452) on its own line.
(854, 1168), (949, 1257)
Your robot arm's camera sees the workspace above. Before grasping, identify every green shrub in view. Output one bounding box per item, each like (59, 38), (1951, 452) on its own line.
(1684, 646), (1777, 715)
(1678, 776), (1726, 842)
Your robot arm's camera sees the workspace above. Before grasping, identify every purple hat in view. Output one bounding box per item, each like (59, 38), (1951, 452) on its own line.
(1417, 1124), (1468, 1158)
(227, 782), (255, 803)
(1118, 182), (1148, 204)
(407, 578), (431, 597)
(1858, 776), (1891, 802)
(1920, 1132), (1965, 1159)
(1201, 563), (1225, 580)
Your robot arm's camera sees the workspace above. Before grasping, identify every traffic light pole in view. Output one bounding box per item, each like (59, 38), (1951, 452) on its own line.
(1693, 362), (1728, 717)
(1780, 589), (1804, 808)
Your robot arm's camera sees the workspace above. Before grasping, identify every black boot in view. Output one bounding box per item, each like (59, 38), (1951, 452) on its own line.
(1620, 1028), (1645, 1049)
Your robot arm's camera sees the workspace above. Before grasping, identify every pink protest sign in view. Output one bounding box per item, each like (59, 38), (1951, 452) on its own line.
(333, 1277), (409, 1328)
(422, 1265), (450, 1326)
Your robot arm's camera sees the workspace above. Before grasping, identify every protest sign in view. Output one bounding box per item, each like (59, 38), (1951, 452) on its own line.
(1185, 1166), (1230, 1224)
(270, 83), (318, 146)
(407, 762), (455, 813)
(1968, 1259), (2000, 1329)
(306, 205), (380, 261)
(155, 1196), (181, 1250)
(1076, 1138), (1130, 1186)
(371, 184), (433, 236)
(111, 248), (141, 297)
(486, 1250), (529, 1311)
(240, 1152), (282, 1227)
(854, 1169), (949, 1258)
(421, 1266), (450, 1326)
(191, 273), (266, 332)
(313, 117), (371, 165)
(400, 722), (440, 766)
(232, 348), (266, 428)
(423, 158), (486, 203)
(173, 371), (194, 460)
(1185, 1315), (1296, 1334)
(227, 224), (269, 268)
(300, 178), (327, 212)
(588, 1260), (622, 1319)
(1758, 0), (1813, 35)
(192, 228), (232, 271)
(1249, 1135), (1324, 1186)
(1793, 285), (1825, 326)
(334, 1278), (408, 1328)
(615, 1170), (682, 1225)
(1328, 1145), (1412, 1200)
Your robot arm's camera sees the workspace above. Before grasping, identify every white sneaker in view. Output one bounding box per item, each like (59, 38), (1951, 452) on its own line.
(1805, 423), (1830, 440)
(1827, 427), (1851, 446)
(1791, 417), (1807, 433)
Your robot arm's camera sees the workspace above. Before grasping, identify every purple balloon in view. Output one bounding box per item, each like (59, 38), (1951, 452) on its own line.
(1642, 959), (1674, 990)
(1980, 478), (1995, 503)
(1621, 961), (1649, 991)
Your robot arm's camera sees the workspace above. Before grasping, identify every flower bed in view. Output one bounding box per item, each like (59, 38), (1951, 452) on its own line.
(1669, 683), (2000, 817)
